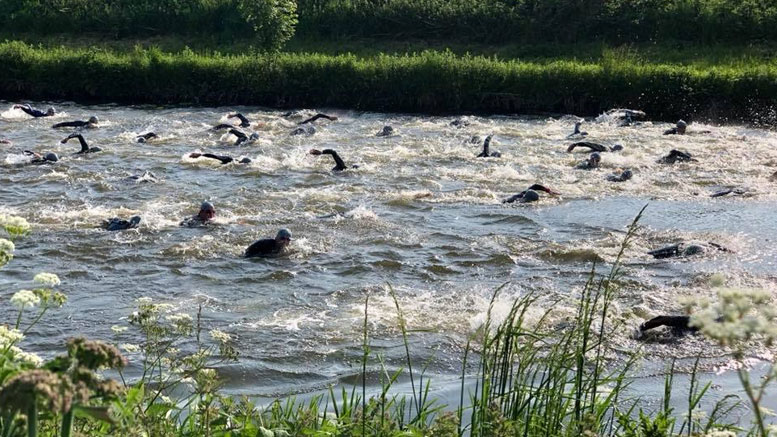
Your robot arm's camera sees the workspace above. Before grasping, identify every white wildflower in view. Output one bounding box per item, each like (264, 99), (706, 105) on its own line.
(111, 325), (128, 334)
(705, 430), (737, 437)
(156, 303), (174, 312)
(10, 346), (43, 367)
(160, 395), (174, 405)
(180, 377), (195, 384)
(166, 313), (193, 324)
(209, 329), (231, 343)
(0, 238), (14, 254)
(120, 343), (140, 353)
(0, 326), (24, 347)
(136, 297), (153, 304)
(2, 216), (30, 237)
(33, 272), (61, 287)
(0, 238), (14, 266)
(10, 289), (40, 309)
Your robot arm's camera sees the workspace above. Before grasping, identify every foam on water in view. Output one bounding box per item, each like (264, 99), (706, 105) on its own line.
(2, 103), (777, 396)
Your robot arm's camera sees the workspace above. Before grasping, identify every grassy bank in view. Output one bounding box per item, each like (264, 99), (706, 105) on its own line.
(2, 40), (777, 122)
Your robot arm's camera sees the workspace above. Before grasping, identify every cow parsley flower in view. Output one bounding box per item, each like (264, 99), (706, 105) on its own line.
(10, 289), (40, 309)
(33, 272), (61, 287)
(209, 329), (231, 343)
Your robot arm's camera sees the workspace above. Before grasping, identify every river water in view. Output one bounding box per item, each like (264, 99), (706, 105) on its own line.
(1, 102), (776, 409)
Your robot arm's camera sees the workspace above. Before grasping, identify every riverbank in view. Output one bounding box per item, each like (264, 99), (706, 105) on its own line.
(1, 39), (776, 122)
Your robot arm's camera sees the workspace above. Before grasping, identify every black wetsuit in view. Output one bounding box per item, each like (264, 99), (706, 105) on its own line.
(212, 124), (234, 131)
(191, 153), (251, 165)
(657, 149), (695, 164)
(23, 151), (58, 165)
(648, 242), (730, 259)
(229, 129), (250, 146)
(299, 113), (337, 125)
(450, 118), (469, 128)
(228, 113), (251, 128)
(62, 134), (101, 154)
(503, 184), (555, 204)
(245, 239), (285, 258)
(319, 149), (349, 171)
(16, 105), (52, 118)
(639, 315), (696, 333)
(136, 133), (158, 143)
(52, 120), (93, 129)
(567, 142), (623, 153)
(607, 170), (633, 182)
(104, 216), (141, 231)
(711, 188), (747, 198)
(476, 135), (500, 158)
(291, 125), (316, 136)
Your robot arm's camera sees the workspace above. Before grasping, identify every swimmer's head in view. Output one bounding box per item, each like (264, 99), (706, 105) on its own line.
(275, 228), (292, 246)
(676, 120), (687, 134)
(198, 201), (215, 221)
(88, 116), (99, 124)
(611, 144), (624, 151)
(129, 216), (142, 226)
(590, 152), (601, 165)
(44, 152), (59, 162)
(46, 108), (55, 116)
(519, 190), (540, 203)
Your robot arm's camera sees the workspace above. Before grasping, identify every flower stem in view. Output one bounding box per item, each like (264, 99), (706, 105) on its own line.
(60, 409), (74, 437)
(27, 403), (37, 437)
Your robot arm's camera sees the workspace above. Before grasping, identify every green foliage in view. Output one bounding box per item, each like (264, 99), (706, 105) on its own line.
(238, 0), (298, 51)
(0, 0), (297, 51)
(2, 41), (777, 122)
(296, 0), (777, 44)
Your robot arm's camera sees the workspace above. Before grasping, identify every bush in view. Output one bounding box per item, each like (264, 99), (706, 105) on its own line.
(0, 0), (298, 51)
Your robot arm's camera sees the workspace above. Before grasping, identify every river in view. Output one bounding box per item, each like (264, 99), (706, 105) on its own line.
(1, 102), (776, 414)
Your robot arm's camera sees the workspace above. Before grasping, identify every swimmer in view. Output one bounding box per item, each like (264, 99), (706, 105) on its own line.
(450, 118), (469, 128)
(128, 171), (159, 183)
(476, 135), (501, 158)
(188, 152), (251, 165)
(299, 113), (338, 125)
(136, 133), (158, 143)
(0, 139), (11, 145)
(61, 134), (101, 154)
(503, 184), (560, 203)
(227, 113), (251, 128)
(606, 109), (646, 126)
(663, 120), (687, 135)
(180, 201), (216, 227)
(22, 151), (58, 165)
(648, 241), (731, 259)
(244, 229), (292, 258)
(103, 216), (141, 231)
(606, 169), (633, 182)
(13, 104), (55, 118)
(469, 135), (481, 144)
(229, 129), (259, 146)
(637, 315), (697, 336)
(566, 121), (588, 139)
(575, 152), (601, 170)
(309, 149), (357, 171)
(657, 149), (696, 164)
(566, 142), (623, 153)
(376, 126), (395, 137)
(52, 116), (99, 129)
(291, 125), (316, 136)
(710, 187), (748, 198)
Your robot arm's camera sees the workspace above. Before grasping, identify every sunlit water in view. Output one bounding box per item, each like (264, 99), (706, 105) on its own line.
(1, 102), (776, 409)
